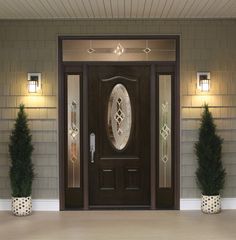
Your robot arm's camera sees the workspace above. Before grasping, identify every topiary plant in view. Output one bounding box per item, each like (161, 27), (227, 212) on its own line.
(9, 104), (34, 197)
(195, 104), (226, 196)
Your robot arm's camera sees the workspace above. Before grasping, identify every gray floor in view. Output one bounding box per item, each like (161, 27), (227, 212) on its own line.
(0, 210), (236, 240)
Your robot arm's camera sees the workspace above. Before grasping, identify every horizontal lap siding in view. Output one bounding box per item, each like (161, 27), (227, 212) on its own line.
(180, 20), (236, 198)
(0, 19), (236, 199)
(0, 21), (58, 198)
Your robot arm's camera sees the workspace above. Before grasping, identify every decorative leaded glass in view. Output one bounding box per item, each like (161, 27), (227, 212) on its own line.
(159, 75), (172, 188)
(63, 39), (176, 62)
(107, 84), (132, 150)
(67, 75), (80, 188)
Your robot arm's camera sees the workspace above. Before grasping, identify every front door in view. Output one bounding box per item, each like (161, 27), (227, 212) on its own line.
(88, 65), (150, 207)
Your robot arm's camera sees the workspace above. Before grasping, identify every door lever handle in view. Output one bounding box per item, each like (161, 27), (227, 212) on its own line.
(90, 133), (95, 163)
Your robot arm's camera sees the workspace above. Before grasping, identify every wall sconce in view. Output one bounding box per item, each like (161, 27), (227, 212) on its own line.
(28, 73), (41, 93)
(197, 72), (210, 92)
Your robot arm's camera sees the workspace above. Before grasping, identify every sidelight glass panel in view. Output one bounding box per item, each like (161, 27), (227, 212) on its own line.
(107, 84), (132, 150)
(67, 75), (80, 188)
(159, 75), (172, 188)
(62, 39), (176, 62)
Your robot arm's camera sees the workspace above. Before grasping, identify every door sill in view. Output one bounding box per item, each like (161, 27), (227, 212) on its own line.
(89, 205), (151, 210)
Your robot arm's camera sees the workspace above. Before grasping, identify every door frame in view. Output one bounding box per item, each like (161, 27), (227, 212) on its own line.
(58, 35), (180, 210)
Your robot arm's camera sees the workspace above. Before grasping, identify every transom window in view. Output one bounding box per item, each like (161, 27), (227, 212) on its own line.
(62, 39), (176, 62)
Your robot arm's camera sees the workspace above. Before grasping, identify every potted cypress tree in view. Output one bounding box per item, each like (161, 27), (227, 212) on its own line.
(9, 104), (34, 216)
(195, 104), (226, 214)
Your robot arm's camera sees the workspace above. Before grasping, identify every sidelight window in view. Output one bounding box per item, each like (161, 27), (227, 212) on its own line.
(159, 75), (172, 188)
(67, 75), (81, 188)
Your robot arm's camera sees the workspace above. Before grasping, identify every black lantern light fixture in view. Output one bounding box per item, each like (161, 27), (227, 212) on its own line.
(28, 73), (41, 93)
(197, 72), (210, 92)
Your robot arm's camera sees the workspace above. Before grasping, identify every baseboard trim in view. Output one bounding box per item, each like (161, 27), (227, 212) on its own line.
(1, 198), (235, 211)
(0, 199), (59, 211)
(180, 198), (236, 210)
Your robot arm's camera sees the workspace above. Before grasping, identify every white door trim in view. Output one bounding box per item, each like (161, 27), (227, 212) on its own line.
(180, 198), (236, 210)
(0, 199), (59, 211)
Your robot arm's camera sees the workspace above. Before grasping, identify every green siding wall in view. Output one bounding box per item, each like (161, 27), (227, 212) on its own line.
(0, 19), (236, 199)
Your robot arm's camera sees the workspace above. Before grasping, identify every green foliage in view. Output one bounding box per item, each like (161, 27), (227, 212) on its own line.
(9, 104), (34, 197)
(195, 104), (226, 195)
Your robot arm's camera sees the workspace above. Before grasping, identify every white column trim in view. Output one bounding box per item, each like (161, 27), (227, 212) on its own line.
(180, 198), (236, 210)
(0, 199), (59, 211)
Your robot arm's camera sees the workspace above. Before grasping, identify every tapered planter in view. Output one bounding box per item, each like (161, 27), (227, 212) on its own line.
(12, 196), (32, 216)
(201, 195), (221, 214)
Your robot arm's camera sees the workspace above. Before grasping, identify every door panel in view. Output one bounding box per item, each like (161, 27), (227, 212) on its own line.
(88, 65), (150, 206)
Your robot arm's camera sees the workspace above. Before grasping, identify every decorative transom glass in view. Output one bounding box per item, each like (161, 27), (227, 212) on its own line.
(107, 84), (132, 150)
(63, 39), (176, 62)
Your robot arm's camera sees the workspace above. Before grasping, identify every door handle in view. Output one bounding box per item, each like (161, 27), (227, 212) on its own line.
(90, 133), (95, 163)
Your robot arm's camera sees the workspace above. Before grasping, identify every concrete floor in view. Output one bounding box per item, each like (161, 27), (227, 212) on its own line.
(0, 211), (236, 240)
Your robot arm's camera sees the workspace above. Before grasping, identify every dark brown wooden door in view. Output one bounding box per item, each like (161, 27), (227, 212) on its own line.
(88, 65), (150, 207)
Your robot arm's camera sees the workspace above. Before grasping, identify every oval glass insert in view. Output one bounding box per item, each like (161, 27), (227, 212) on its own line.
(107, 84), (132, 150)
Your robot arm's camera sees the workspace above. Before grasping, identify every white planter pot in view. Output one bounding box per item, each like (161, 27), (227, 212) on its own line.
(12, 196), (32, 216)
(201, 194), (221, 214)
